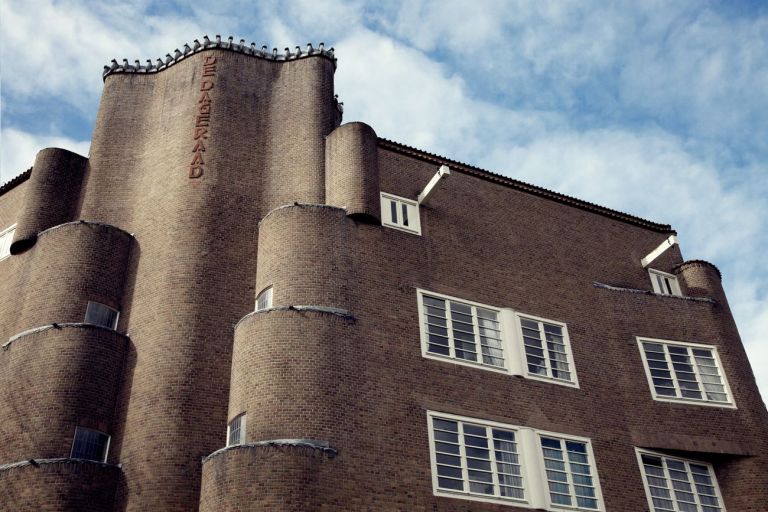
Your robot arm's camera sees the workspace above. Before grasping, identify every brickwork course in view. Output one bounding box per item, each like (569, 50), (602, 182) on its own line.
(0, 36), (766, 511)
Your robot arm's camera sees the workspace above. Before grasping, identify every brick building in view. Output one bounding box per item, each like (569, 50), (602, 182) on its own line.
(0, 36), (766, 512)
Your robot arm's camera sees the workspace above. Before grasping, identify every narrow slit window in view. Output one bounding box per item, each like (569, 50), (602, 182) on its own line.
(227, 413), (246, 446)
(84, 301), (120, 330)
(256, 286), (273, 311)
(70, 427), (110, 462)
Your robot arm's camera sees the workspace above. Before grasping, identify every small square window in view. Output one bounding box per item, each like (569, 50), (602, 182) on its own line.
(227, 413), (246, 446)
(70, 426), (110, 462)
(636, 449), (726, 512)
(648, 269), (682, 296)
(637, 337), (734, 407)
(0, 224), (16, 261)
(84, 301), (120, 330)
(380, 193), (421, 235)
(256, 286), (273, 311)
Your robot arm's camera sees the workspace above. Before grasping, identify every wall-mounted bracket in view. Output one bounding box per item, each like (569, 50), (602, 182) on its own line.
(641, 235), (679, 268)
(417, 165), (451, 206)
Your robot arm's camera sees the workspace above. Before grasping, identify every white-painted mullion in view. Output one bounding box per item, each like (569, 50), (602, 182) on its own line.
(486, 425), (501, 497)
(457, 421), (469, 493)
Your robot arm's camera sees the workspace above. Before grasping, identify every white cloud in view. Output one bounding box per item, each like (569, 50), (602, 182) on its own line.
(0, 128), (90, 183)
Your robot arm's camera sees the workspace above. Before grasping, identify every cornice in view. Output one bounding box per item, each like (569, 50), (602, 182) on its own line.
(102, 35), (337, 81)
(378, 138), (676, 234)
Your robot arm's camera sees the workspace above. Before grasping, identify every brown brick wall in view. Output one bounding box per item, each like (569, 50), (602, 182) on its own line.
(0, 42), (765, 512)
(326, 121), (381, 221)
(0, 460), (120, 512)
(0, 326), (127, 462)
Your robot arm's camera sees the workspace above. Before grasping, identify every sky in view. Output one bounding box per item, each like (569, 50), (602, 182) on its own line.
(1, 0), (766, 400)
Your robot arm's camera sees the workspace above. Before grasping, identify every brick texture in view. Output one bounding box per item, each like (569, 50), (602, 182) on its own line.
(0, 42), (765, 512)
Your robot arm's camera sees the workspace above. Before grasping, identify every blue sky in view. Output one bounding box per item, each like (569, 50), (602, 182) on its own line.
(1, 0), (766, 399)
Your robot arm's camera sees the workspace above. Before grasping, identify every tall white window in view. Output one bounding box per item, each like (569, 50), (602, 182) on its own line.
(422, 293), (504, 368)
(256, 286), (273, 311)
(418, 289), (578, 387)
(380, 192), (421, 235)
(0, 224), (15, 261)
(427, 411), (603, 510)
(518, 315), (574, 383)
(637, 338), (734, 407)
(84, 301), (120, 330)
(227, 413), (246, 446)
(649, 269), (682, 296)
(637, 450), (726, 512)
(70, 426), (110, 462)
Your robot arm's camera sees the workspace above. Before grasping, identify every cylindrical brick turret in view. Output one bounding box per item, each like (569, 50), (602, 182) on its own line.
(13, 222), (134, 336)
(200, 443), (335, 512)
(10, 148), (87, 255)
(0, 325), (128, 463)
(325, 122), (380, 222)
(674, 260), (726, 303)
(0, 460), (120, 512)
(255, 204), (351, 309)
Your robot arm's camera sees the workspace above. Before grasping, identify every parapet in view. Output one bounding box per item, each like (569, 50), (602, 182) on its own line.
(10, 148), (87, 255)
(325, 122), (381, 222)
(102, 35), (337, 80)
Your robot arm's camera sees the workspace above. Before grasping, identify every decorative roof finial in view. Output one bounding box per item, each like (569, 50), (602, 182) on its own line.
(193, 39), (202, 51)
(307, 42), (314, 54)
(203, 35), (211, 47)
(215, 34), (221, 45)
(173, 48), (183, 60)
(183, 43), (192, 55)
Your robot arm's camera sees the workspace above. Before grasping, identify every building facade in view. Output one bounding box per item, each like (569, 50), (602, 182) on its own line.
(0, 36), (766, 512)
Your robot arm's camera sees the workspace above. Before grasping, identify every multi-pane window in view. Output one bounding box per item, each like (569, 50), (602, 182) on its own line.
(519, 316), (572, 382)
(638, 338), (733, 406)
(418, 290), (578, 386)
(380, 192), (421, 235)
(0, 225), (15, 260)
(649, 269), (682, 296)
(70, 426), (110, 462)
(428, 412), (602, 510)
(422, 294), (504, 368)
(540, 436), (599, 509)
(84, 301), (120, 330)
(227, 413), (246, 446)
(637, 450), (725, 512)
(256, 286), (273, 311)
(431, 416), (524, 500)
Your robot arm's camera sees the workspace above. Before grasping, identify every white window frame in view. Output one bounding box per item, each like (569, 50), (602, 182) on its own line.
(417, 289), (579, 387)
(380, 192), (421, 235)
(426, 411), (604, 511)
(648, 269), (682, 296)
(226, 412), (246, 446)
(256, 286), (273, 311)
(70, 426), (110, 463)
(635, 448), (727, 512)
(515, 313), (579, 388)
(0, 224), (16, 261)
(84, 301), (120, 330)
(637, 337), (735, 408)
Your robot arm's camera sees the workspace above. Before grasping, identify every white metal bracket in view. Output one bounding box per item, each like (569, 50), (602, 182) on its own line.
(417, 165), (451, 206)
(641, 235), (679, 268)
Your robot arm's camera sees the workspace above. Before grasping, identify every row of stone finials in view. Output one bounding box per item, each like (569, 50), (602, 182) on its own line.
(103, 35), (336, 78)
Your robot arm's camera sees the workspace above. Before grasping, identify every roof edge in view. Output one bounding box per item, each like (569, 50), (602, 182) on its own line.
(103, 35), (336, 81)
(378, 138), (675, 234)
(0, 167), (32, 196)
